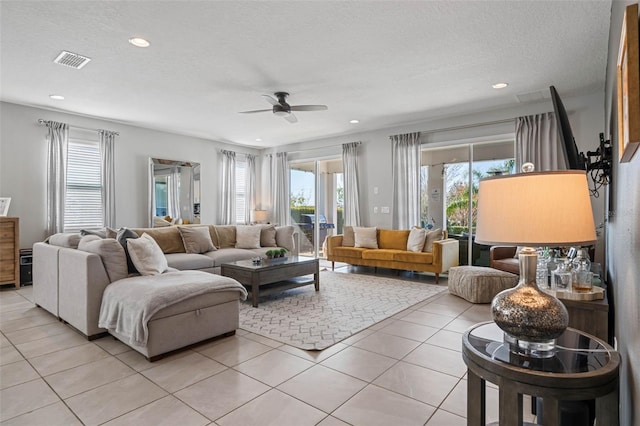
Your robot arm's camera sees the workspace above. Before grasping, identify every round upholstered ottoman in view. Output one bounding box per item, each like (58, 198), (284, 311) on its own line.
(448, 266), (519, 303)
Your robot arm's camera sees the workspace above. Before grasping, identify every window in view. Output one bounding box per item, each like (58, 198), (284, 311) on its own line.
(235, 156), (246, 224)
(64, 137), (103, 232)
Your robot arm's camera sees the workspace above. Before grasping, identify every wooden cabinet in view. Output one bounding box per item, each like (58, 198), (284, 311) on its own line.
(0, 217), (20, 288)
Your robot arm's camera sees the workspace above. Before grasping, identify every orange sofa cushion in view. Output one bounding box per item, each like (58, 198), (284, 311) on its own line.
(333, 247), (367, 259)
(378, 229), (410, 250)
(394, 251), (434, 264)
(361, 249), (402, 261)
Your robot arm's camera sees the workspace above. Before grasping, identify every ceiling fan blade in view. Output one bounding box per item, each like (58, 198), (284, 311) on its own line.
(289, 105), (328, 112)
(283, 113), (298, 123)
(262, 94), (280, 106)
(239, 109), (272, 114)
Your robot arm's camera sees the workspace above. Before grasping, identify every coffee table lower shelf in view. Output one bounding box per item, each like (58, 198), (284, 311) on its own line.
(243, 275), (317, 300)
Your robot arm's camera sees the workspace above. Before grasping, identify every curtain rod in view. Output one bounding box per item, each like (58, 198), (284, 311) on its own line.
(280, 141), (360, 155)
(38, 119), (120, 136)
(283, 118), (516, 153)
(420, 118), (515, 136)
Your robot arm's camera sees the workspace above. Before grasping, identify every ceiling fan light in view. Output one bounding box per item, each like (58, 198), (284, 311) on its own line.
(274, 110), (289, 117)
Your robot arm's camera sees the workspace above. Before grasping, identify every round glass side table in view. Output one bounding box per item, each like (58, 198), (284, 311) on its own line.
(462, 321), (620, 426)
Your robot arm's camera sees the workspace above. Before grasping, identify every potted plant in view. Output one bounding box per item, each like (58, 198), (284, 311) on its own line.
(279, 248), (287, 258)
(265, 250), (275, 259)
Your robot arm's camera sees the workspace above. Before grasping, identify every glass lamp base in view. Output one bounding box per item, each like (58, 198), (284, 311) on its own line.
(504, 333), (556, 358)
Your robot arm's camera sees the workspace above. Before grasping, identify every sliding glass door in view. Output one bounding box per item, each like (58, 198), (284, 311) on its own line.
(422, 140), (514, 265)
(290, 158), (342, 257)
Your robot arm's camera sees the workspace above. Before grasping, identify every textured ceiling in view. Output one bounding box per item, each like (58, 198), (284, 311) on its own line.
(0, 1), (611, 148)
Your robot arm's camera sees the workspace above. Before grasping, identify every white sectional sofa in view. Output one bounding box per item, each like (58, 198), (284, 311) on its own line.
(33, 224), (297, 360)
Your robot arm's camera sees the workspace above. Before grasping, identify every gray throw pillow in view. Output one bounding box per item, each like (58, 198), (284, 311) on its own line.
(236, 225), (261, 249)
(178, 226), (216, 254)
(422, 228), (443, 252)
(117, 227), (140, 274)
(78, 236), (128, 282)
(342, 226), (355, 247)
(260, 225), (277, 247)
(275, 226), (295, 252)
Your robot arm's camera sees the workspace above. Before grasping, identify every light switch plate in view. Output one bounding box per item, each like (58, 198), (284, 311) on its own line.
(381, 206), (390, 214)
(373, 206), (379, 214)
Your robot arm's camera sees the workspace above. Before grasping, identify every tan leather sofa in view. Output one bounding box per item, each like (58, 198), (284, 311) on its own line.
(326, 229), (459, 283)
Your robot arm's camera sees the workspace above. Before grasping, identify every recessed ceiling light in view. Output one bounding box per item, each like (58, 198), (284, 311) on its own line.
(350, 119), (360, 124)
(255, 138), (262, 142)
(49, 94), (65, 100)
(492, 82), (509, 89)
(129, 37), (150, 48)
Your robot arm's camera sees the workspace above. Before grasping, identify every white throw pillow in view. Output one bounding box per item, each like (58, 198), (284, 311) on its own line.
(407, 228), (427, 252)
(235, 225), (261, 249)
(127, 233), (168, 276)
(422, 228), (443, 252)
(78, 236), (128, 282)
(178, 226), (216, 254)
(354, 227), (378, 249)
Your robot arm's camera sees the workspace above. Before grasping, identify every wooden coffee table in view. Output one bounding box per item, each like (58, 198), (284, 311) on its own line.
(221, 256), (319, 307)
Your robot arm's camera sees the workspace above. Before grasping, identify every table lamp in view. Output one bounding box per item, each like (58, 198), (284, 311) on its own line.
(475, 168), (596, 355)
(252, 209), (268, 224)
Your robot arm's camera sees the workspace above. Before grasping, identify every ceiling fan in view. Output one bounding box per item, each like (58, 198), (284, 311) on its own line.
(239, 92), (327, 123)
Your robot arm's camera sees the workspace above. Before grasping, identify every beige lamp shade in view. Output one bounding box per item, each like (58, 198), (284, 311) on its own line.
(475, 171), (597, 247)
(252, 209), (268, 223)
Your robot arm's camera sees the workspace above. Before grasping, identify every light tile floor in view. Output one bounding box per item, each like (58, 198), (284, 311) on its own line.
(0, 269), (537, 425)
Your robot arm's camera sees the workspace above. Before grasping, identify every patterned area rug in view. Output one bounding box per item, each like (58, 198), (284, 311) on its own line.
(239, 271), (447, 350)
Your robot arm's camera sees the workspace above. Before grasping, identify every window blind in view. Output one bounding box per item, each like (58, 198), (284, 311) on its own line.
(235, 157), (246, 224)
(64, 138), (104, 232)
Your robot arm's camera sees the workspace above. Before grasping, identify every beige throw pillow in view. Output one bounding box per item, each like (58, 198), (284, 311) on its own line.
(127, 233), (168, 276)
(260, 224), (277, 247)
(342, 226), (355, 247)
(236, 225), (261, 249)
(78, 236), (128, 282)
(178, 226), (216, 254)
(354, 227), (378, 249)
(407, 228), (427, 252)
(422, 228), (443, 252)
(275, 226), (295, 252)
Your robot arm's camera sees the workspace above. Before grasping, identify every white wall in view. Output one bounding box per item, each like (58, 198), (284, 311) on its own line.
(0, 102), (259, 248)
(603, 2), (640, 425)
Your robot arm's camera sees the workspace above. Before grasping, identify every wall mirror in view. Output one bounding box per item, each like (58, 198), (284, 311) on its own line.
(149, 158), (201, 227)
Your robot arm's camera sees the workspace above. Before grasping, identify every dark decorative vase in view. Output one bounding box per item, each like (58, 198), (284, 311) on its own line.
(491, 247), (569, 353)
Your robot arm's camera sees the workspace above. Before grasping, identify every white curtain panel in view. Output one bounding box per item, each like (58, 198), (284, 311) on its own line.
(342, 141), (361, 226)
(515, 113), (568, 172)
(168, 168), (181, 219)
(390, 132), (421, 229)
(220, 150), (236, 225)
(45, 121), (69, 235)
(99, 130), (117, 228)
(245, 154), (257, 224)
(270, 152), (289, 226)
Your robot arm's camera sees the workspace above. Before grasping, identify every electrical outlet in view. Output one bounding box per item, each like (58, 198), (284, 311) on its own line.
(373, 206), (379, 214)
(381, 206), (390, 214)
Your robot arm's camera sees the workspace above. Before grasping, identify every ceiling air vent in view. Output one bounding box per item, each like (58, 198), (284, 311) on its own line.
(53, 51), (92, 69)
(515, 89), (550, 104)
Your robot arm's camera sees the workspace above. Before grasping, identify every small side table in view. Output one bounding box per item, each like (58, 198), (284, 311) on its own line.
(462, 322), (620, 426)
